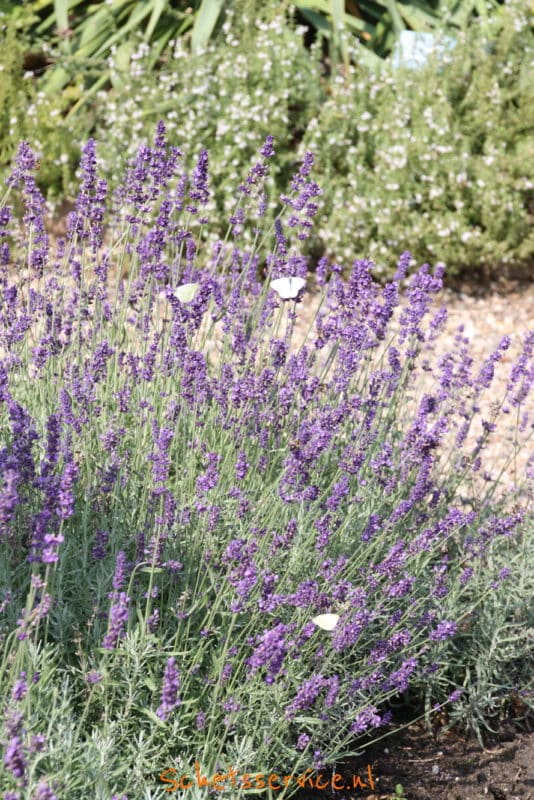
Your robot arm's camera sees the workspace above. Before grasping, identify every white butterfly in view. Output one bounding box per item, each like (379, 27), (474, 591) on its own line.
(173, 283), (200, 303)
(312, 613), (340, 631)
(270, 276), (306, 300)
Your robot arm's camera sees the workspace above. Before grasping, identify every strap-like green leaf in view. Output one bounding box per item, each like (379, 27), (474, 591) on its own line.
(148, 23), (182, 70)
(398, 4), (439, 30)
(91, 4), (156, 59)
(42, 63), (71, 93)
(191, 0), (225, 54)
(35, 0), (86, 34)
(53, 0), (69, 30)
(109, 40), (134, 89)
(448, 0), (476, 29)
(65, 71), (112, 116)
(296, 7), (333, 37)
(294, 0), (331, 12)
(343, 15), (373, 34)
(144, 0), (168, 42)
(330, 0), (348, 66)
(385, 0), (404, 34)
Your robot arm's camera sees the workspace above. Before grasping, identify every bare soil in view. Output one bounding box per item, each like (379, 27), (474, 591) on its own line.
(293, 717), (534, 800)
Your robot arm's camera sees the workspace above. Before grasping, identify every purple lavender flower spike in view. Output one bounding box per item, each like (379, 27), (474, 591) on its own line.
(111, 551), (128, 591)
(3, 736), (27, 785)
(190, 148), (210, 207)
(7, 142), (49, 275)
(150, 120), (181, 187)
(350, 705), (384, 735)
(156, 657), (181, 720)
(5, 711), (24, 738)
(0, 206), (12, 264)
(393, 251), (412, 281)
(361, 514), (382, 543)
(260, 135), (275, 159)
(90, 528), (109, 561)
(239, 135), (276, 197)
(398, 262), (443, 344)
(247, 623), (289, 684)
(11, 672), (27, 702)
(429, 620), (457, 641)
(235, 450), (250, 481)
(385, 657), (417, 692)
(507, 330), (534, 407)
(102, 591), (130, 650)
(67, 139), (108, 251)
(196, 452), (220, 494)
(32, 783), (57, 800)
(149, 425), (175, 493)
(0, 469), (21, 540)
(279, 151), (322, 240)
(57, 459), (78, 521)
(285, 674), (326, 719)
(447, 689), (463, 704)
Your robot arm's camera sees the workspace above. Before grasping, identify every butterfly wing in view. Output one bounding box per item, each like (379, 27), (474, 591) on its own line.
(312, 613), (340, 631)
(174, 283), (199, 303)
(270, 276), (306, 300)
(289, 277), (306, 296)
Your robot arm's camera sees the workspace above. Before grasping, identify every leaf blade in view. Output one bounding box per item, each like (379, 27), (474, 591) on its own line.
(191, 0), (224, 54)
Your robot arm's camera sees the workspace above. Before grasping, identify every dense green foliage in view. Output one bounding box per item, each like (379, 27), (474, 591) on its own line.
(303, 6), (534, 275)
(0, 2), (531, 279)
(21, 0), (510, 96)
(0, 18), (84, 194)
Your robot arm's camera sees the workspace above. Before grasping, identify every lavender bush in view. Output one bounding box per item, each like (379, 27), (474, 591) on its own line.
(0, 126), (532, 798)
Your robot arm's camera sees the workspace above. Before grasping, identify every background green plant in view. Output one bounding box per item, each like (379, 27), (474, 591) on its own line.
(1, 1), (531, 279)
(22, 0), (512, 94)
(302, 4), (534, 276)
(23, 0), (227, 96)
(0, 14), (88, 196)
(84, 2), (534, 278)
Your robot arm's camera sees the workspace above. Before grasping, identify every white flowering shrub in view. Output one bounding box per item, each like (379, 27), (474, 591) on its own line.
(303, 5), (533, 277)
(94, 0), (533, 278)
